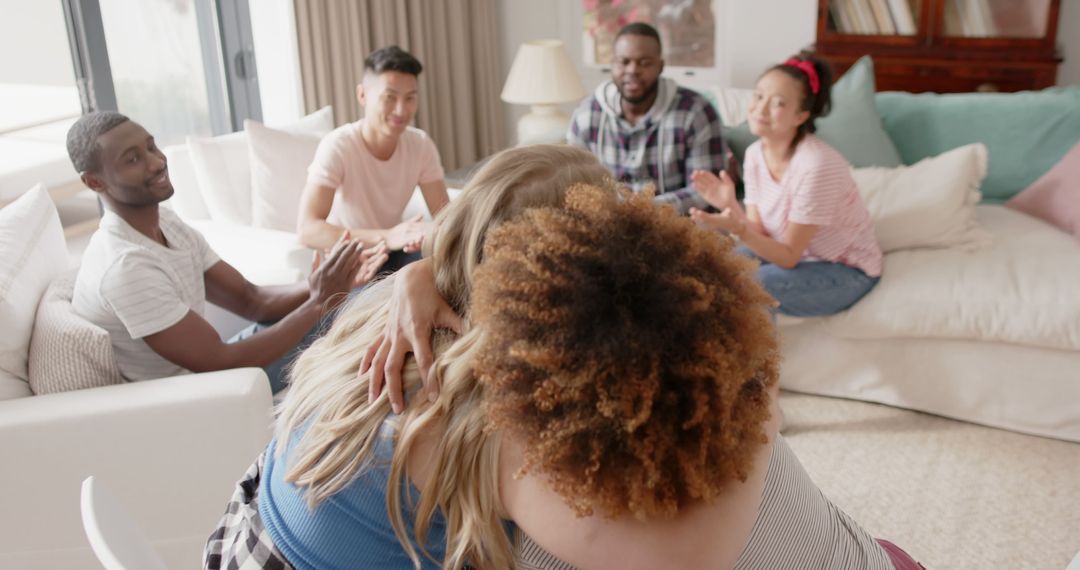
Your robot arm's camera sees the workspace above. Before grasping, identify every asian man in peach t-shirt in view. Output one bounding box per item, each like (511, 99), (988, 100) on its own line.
(297, 45), (449, 272)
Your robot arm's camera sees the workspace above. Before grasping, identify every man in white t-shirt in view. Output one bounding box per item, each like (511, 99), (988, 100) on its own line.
(68, 112), (387, 393)
(297, 45), (449, 272)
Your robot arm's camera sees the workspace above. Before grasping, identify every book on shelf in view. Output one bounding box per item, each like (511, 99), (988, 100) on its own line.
(886, 0), (917, 34)
(868, 0), (898, 34)
(830, 0), (854, 33)
(849, 0), (877, 34)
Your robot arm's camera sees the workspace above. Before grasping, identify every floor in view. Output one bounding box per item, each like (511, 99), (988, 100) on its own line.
(781, 392), (1080, 569)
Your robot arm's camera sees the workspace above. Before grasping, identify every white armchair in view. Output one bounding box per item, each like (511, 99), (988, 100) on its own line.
(0, 369), (273, 569)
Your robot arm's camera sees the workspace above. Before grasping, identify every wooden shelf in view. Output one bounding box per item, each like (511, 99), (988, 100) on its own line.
(812, 0), (1062, 92)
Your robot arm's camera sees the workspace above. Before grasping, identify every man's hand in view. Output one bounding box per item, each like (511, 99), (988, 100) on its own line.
(690, 169), (737, 211)
(402, 234), (424, 254)
(690, 207), (745, 237)
(359, 258), (464, 413)
(384, 215), (427, 251)
(353, 241), (389, 287)
(308, 232), (365, 313)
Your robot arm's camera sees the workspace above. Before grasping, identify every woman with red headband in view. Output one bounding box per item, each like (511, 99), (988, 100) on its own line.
(689, 53), (883, 317)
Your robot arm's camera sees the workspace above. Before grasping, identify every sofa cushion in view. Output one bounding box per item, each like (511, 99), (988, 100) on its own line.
(165, 106), (335, 226)
(0, 186), (67, 400)
(246, 120), (322, 232)
(188, 131), (251, 224)
(853, 143), (991, 253)
(715, 56), (903, 169)
(28, 273), (124, 395)
(820, 205), (1080, 352)
(875, 87), (1080, 202)
(814, 56), (902, 168)
(1006, 138), (1080, 241)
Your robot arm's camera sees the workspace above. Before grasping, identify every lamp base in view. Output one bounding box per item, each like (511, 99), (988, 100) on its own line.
(516, 105), (570, 146)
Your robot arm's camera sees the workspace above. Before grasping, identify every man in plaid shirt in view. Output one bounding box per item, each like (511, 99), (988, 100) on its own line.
(567, 22), (726, 215)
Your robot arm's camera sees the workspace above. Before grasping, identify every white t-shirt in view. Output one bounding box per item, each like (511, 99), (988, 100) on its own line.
(73, 208), (220, 381)
(306, 120), (445, 231)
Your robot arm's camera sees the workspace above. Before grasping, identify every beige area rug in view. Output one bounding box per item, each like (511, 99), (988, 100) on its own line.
(779, 392), (1080, 569)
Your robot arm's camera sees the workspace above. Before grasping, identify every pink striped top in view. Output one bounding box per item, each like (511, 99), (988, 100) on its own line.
(743, 135), (882, 277)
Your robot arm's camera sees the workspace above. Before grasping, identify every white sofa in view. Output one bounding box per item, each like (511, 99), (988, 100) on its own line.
(0, 371), (273, 569)
(711, 86), (1080, 443)
(0, 187), (274, 568)
(777, 204), (1080, 442)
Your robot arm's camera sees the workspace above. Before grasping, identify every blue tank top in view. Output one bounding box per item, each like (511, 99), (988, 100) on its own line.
(259, 420), (449, 570)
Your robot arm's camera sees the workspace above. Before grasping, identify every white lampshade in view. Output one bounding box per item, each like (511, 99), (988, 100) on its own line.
(501, 40), (586, 105)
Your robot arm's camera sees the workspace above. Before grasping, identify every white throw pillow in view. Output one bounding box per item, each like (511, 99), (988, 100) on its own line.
(709, 86), (754, 127)
(246, 120), (322, 232)
(0, 186), (68, 400)
(853, 143), (992, 253)
(187, 131), (251, 224)
(187, 106), (335, 228)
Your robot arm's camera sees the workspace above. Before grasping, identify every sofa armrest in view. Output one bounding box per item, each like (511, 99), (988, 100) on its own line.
(0, 368), (273, 568)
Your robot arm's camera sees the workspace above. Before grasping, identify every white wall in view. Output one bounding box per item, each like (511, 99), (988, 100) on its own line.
(0, 0), (75, 86)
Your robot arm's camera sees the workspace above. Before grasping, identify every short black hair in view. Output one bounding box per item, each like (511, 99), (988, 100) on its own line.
(614, 22), (662, 54)
(363, 45), (423, 77)
(66, 111), (130, 173)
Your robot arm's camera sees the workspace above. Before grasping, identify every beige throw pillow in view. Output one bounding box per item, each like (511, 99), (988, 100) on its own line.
(853, 143), (992, 253)
(28, 274), (124, 395)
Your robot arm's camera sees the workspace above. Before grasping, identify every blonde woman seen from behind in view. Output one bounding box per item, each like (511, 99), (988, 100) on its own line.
(204, 144), (614, 570)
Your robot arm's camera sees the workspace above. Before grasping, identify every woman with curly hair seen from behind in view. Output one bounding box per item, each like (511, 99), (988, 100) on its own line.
(472, 185), (922, 570)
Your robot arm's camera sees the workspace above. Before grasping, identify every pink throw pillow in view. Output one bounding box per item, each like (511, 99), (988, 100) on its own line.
(1006, 140), (1080, 240)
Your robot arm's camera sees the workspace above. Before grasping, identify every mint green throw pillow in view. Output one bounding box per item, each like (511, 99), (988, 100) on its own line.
(814, 56), (902, 168)
(875, 87), (1080, 202)
(723, 56), (902, 169)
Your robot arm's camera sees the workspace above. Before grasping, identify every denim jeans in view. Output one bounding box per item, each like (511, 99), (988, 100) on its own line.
(227, 315), (332, 395)
(736, 246), (880, 317)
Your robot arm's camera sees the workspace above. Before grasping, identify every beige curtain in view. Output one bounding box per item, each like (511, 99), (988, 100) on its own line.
(294, 0), (506, 170)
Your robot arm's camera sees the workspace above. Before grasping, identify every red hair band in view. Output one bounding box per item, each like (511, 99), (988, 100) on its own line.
(784, 58), (820, 95)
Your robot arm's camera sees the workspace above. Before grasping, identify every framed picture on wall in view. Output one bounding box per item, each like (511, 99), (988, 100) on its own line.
(582, 0), (717, 69)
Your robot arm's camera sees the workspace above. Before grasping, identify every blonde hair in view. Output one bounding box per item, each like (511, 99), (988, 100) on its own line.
(274, 144), (613, 570)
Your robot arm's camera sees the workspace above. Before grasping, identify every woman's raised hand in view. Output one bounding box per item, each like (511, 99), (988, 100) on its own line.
(691, 169), (737, 211)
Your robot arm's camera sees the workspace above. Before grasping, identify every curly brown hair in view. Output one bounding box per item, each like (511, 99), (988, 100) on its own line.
(472, 185), (779, 521)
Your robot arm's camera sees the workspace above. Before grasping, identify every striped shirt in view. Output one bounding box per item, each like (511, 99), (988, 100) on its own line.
(516, 436), (894, 570)
(73, 208), (219, 381)
(744, 135), (882, 277)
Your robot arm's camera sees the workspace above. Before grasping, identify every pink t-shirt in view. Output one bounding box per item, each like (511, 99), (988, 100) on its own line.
(743, 135), (882, 277)
(307, 120), (444, 230)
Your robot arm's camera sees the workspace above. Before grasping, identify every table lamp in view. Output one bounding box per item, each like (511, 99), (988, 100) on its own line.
(501, 40), (587, 145)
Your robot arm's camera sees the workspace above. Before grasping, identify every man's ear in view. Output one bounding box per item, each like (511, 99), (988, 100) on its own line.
(659, 58), (665, 76)
(81, 171), (105, 194)
(356, 83), (366, 107)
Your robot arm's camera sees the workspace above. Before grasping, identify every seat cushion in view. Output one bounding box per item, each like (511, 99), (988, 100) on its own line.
(818, 205), (1080, 351)
(28, 273), (124, 395)
(0, 186), (67, 400)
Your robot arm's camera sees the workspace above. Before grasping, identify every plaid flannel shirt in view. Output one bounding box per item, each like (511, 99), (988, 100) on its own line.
(567, 80), (727, 215)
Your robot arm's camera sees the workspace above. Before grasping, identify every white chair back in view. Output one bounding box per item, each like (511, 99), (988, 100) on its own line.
(80, 476), (168, 570)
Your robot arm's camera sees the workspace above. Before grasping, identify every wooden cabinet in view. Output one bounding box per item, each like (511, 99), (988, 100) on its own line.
(812, 0), (1063, 93)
